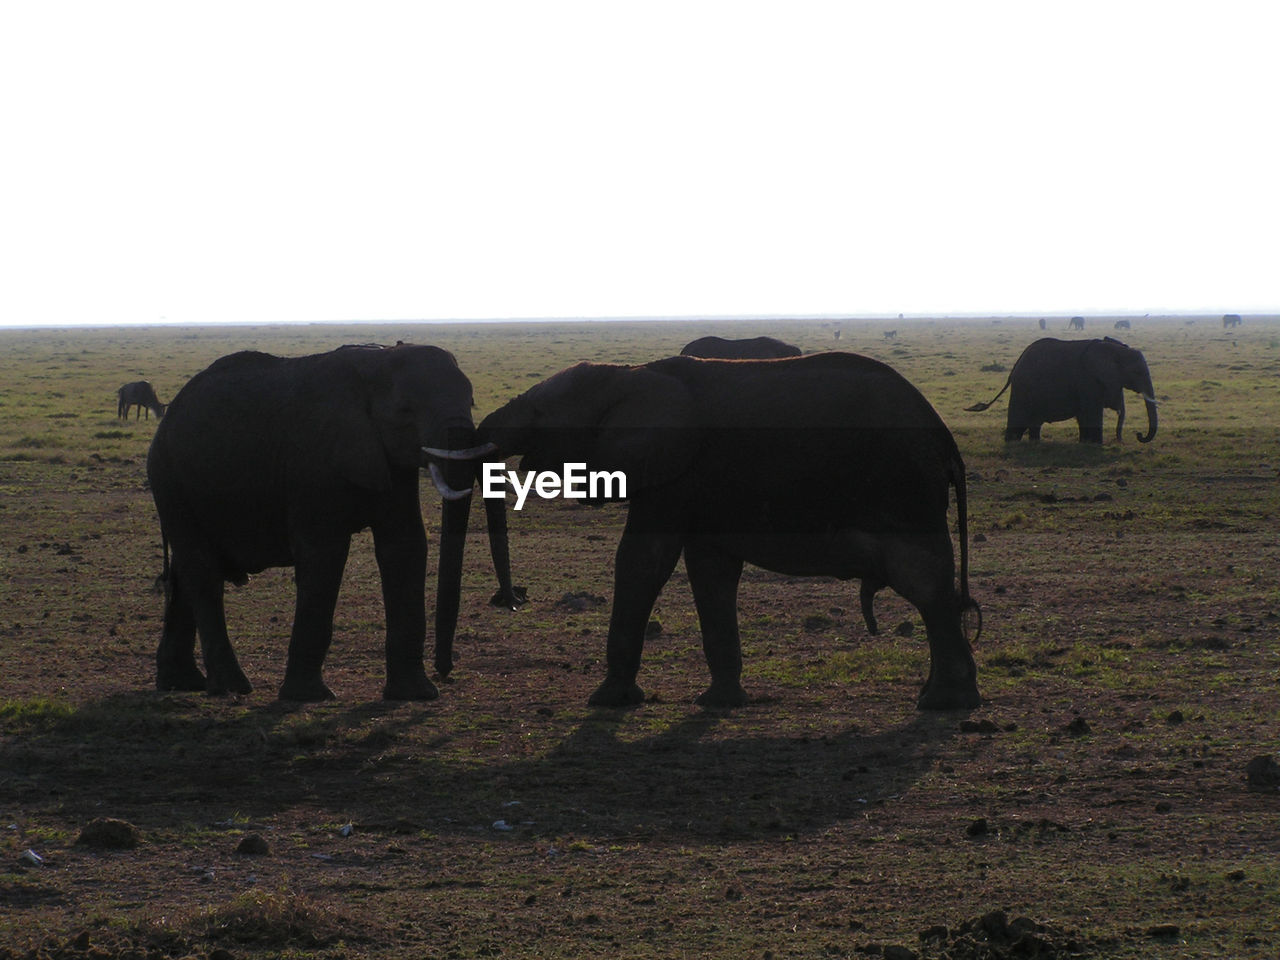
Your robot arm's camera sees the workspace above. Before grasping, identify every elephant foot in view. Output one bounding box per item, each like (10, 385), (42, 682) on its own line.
(278, 675), (336, 702)
(916, 678), (981, 711)
(587, 678), (645, 707)
(156, 660), (207, 692)
(695, 681), (748, 709)
(205, 666), (253, 697)
(383, 673), (441, 701)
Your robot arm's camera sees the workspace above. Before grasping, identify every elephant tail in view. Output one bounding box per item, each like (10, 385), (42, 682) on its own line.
(154, 527), (172, 599)
(950, 458), (982, 643)
(964, 376), (1011, 413)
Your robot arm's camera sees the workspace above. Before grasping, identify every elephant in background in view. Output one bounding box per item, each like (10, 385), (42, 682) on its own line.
(967, 337), (1158, 444)
(680, 335), (801, 359)
(1067, 317), (1085, 331)
(147, 343), (520, 702)
(117, 380), (166, 419)
(477, 353), (981, 711)
(1223, 314), (1243, 328)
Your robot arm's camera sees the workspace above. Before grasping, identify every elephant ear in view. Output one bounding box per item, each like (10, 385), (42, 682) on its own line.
(1083, 341), (1123, 400)
(593, 366), (699, 491)
(324, 366), (394, 493)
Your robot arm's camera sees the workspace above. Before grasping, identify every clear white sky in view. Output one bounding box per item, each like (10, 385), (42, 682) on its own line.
(1, 2), (1275, 327)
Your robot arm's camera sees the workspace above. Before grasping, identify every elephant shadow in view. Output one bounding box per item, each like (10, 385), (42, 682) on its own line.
(1, 693), (961, 842)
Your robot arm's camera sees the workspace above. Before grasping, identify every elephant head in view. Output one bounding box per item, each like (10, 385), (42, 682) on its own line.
(478, 362), (700, 489)
(1088, 338), (1158, 443)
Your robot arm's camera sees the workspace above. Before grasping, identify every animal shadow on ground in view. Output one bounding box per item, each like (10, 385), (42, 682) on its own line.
(1, 693), (961, 841)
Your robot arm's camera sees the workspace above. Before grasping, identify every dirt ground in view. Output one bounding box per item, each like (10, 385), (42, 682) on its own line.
(1, 318), (1278, 959)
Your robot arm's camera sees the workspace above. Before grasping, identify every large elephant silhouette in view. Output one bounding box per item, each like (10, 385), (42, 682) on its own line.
(147, 343), (519, 701)
(967, 337), (1158, 444)
(476, 353), (981, 711)
(680, 335), (801, 359)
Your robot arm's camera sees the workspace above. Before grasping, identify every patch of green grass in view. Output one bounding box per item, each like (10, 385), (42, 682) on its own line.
(0, 697), (75, 730)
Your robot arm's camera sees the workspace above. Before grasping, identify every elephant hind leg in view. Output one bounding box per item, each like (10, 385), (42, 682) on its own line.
(166, 552), (252, 696)
(156, 570), (206, 692)
(882, 533), (978, 710)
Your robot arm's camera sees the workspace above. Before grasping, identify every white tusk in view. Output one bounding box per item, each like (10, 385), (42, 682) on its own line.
(422, 442), (498, 460)
(1141, 393), (1160, 406)
(429, 462), (475, 501)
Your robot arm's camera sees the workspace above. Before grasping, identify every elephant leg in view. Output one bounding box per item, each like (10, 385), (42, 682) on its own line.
(1027, 423), (1042, 442)
(155, 566), (207, 692)
(882, 532), (978, 710)
(1076, 414), (1104, 444)
(684, 541), (746, 707)
(372, 513), (437, 701)
(279, 533), (350, 701)
(859, 579), (881, 635)
(589, 503), (686, 707)
(1003, 413), (1025, 442)
(173, 552), (252, 696)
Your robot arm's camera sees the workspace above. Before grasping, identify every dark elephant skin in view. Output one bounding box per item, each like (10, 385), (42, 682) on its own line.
(478, 353), (981, 711)
(967, 337), (1158, 444)
(680, 335), (802, 359)
(148, 343), (515, 702)
(117, 380), (166, 419)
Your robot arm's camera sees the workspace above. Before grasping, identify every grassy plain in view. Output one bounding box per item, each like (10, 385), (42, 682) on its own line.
(1, 316), (1279, 959)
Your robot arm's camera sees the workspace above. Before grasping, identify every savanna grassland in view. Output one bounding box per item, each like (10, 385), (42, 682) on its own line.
(1, 316), (1278, 959)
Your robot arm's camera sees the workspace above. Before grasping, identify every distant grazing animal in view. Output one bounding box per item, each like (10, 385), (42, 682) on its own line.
(883, 330), (898, 341)
(1067, 317), (1085, 331)
(1038, 318), (1047, 330)
(1114, 319), (1131, 330)
(117, 381), (167, 420)
(1223, 314), (1243, 329)
(966, 337), (1157, 444)
(680, 336), (802, 360)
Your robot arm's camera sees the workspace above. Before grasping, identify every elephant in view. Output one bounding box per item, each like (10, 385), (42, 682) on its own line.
(680, 335), (801, 359)
(966, 337), (1158, 444)
(1114, 319), (1131, 330)
(117, 381), (166, 419)
(1067, 317), (1085, 331)
(475, 352), (981, 711)
(147, 343), (520, 701)
(1223, 314), (1242, 328)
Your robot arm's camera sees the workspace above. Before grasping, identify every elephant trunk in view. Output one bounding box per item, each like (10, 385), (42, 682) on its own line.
(431, 454), (526, 679)
(433, 491), (472, 678)
(1137, 394), (1158, 443)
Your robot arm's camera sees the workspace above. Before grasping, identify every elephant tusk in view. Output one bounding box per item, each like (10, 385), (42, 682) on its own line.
(1141, 394), (1160, 406)
(422, 442), (498, 461)
(429, 463), (475, 501)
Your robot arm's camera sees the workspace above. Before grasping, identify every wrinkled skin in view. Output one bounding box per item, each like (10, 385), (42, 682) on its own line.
(967, 337), (1158, 444)
(479, 353), (981, 711)
(117, 380), (166, 419)
(147, 343), (515, 702)
(680, 335), (802, 359)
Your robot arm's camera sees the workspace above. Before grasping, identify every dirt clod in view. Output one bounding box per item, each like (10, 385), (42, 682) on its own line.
(236, 833), (270, 855)
(1245, 755), (1280, 791)
(76, 817), (140, 849)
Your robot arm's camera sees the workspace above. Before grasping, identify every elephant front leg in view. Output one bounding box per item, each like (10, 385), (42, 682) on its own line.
(684, 541), (747, 707)
(588, 515), (685, 707)
(279, 535), (350, 701)
(374, 517), (438, 701)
